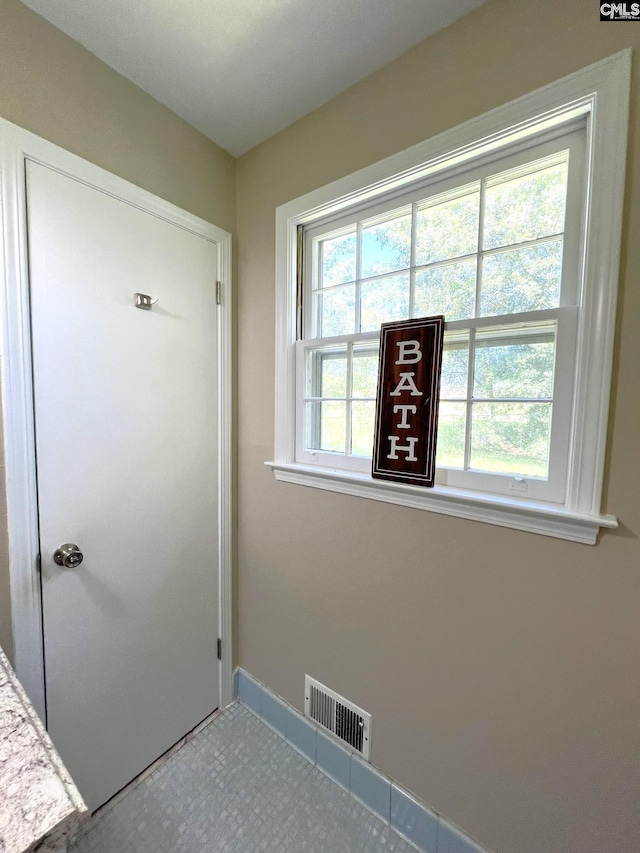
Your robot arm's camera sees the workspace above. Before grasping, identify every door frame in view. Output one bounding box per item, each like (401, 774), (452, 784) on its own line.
(0, 118), (233, 722)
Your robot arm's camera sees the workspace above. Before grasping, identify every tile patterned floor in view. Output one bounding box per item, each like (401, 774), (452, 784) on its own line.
(68, 701), (415, 853)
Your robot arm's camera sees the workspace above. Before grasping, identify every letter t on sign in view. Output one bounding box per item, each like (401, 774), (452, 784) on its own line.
(372, 316), (444, 487)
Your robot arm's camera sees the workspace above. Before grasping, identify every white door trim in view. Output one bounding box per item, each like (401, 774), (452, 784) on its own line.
(0, 118), (233, 720)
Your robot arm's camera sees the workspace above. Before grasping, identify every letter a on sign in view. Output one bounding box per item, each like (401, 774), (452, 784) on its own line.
(372, 316), (444, 486)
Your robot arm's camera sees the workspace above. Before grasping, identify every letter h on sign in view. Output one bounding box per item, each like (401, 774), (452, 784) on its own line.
(372, 316), (445, 486)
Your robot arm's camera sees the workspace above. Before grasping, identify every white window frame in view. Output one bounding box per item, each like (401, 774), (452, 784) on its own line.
(268, 51), (630, 545)
(297, 129), (584, 503)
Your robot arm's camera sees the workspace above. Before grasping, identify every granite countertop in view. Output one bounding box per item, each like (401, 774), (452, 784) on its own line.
(0, 647), (87, 853)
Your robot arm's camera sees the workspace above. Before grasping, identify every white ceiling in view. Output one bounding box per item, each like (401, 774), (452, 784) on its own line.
(21, 0), (487, 157)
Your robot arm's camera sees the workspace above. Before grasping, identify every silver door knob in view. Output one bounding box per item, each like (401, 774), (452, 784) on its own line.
(53, 543), (83, 568)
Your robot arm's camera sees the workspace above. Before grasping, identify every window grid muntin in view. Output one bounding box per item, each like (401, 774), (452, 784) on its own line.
(304, 343), (379, 458)
(303, 318), (558, 475)
(311, 229), (564, 300)
(443, 320), (557, 478)
(310, 152), (568, 342)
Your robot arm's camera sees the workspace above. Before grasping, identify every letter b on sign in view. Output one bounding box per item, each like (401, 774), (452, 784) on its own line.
(395, 339), (422, 364)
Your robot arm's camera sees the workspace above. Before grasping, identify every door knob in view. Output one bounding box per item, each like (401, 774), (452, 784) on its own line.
(53, 543), (83, 568)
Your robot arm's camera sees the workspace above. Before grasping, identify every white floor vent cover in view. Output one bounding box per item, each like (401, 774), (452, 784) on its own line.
(304, 675), (371, 761)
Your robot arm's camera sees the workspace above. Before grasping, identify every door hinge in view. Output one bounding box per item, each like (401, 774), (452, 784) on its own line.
(36, 553), (41, 573)
(216, 280), (222, 305)
(217, 638), (222, 660)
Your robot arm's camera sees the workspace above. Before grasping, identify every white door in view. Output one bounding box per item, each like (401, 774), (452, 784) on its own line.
(26, 160), (220, 811)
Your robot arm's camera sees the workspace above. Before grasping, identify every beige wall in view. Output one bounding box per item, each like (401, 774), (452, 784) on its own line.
(236, 1), (640, 852)
(0, 0), (237, 660)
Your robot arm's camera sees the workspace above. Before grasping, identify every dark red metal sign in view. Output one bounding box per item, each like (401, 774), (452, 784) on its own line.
(372, 316), (444, 487)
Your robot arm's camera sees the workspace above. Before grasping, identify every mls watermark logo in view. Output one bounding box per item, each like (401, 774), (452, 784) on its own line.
(600, 2), (640, 19)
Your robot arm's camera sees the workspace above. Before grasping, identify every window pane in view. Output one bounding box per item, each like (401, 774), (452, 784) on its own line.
(474, 325), (555, 399)
(483, 160), (568, 250)
(306, 348), (347, 398)
(415, 188), (479, 266)
(306, 401), (346, 453)
(317, 286), (355, 337)
(480, 240), (563, 316)
(320, 232), (356, 287)
(470, 402), (551, 477)
(320, 354), (347, 397)
(361, 211), (411, 278)
(360, 273), (410, 332)
(440, 335), (469, 398)
(352, 347), (379, 398)
(436, 402), (466, 469)
(414, 259), (477, 321)
(351, 401), (375, 456)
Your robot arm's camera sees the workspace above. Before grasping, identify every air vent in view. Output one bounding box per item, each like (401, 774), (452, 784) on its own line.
(304, 675), (371, 761)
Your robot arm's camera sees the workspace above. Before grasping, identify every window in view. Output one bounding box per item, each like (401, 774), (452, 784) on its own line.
(299, 133), (583, 504)
(270, 52), (630, 544)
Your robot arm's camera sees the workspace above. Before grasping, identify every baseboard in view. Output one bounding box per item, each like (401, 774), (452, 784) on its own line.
(235, 667), (492, 853)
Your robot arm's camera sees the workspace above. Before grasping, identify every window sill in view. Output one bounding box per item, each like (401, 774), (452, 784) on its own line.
(265, 461), (617, 545)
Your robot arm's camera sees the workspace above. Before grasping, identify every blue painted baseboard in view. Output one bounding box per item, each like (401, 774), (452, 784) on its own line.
(235, 668), (490, 853)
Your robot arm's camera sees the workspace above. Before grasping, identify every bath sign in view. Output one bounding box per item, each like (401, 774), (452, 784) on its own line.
(372, 316), (445, 487)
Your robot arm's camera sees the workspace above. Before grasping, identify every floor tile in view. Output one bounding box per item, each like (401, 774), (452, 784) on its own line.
(69, 702), (415, 853)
